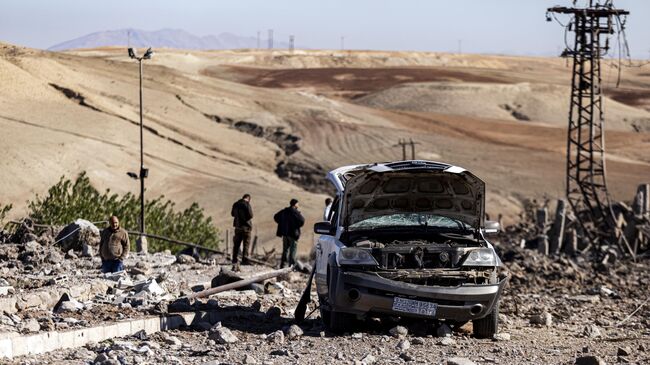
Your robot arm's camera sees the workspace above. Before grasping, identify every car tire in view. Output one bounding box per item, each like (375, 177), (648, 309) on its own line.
(327, 310), (356, 334)
(472, 301), (499, 339)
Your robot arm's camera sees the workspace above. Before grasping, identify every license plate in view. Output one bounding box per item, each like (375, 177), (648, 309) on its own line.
(392, 297), (438, 317)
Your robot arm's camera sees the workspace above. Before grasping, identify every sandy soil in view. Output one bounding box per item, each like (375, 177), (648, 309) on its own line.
(1, 43), (649, 254)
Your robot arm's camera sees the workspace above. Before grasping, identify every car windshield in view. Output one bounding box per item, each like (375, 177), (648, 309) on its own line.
(349, 213), (473, 232)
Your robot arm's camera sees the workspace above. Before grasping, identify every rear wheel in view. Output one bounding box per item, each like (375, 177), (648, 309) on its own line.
(472, 302), (499, 339)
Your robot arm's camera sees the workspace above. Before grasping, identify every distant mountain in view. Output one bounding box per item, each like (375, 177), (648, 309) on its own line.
(48, 28), (292, 51)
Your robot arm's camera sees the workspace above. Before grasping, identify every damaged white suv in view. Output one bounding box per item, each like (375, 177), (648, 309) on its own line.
(313, 160), (507, 337)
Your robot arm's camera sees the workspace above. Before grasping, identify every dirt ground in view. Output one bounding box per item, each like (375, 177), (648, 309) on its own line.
(1, 44), (649, 255)
(7, 237), (650, 365)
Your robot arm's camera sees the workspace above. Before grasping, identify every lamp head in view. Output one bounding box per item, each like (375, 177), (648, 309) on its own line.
(128, 47), (137, 59)
(143, 47), (154, 60)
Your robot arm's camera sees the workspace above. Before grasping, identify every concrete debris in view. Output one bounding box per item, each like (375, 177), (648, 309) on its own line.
(575, 355), (607, 365)
(266, 330), (285, 344)
(439, 337), (456, 346)
(359, 353), (376, 364)
(208, 323), (239, 344)
(285, 324), (303, 339)
(389, 325), (408, 338)
(396, 339), (410, 351)
(493, 332), (511, 341)
(529, 311), (553, 327)
(436, 323), (452, 337)
(447, 358), (477, 365)
(176, 254), (196, 265)
(582, 324), (602, 339)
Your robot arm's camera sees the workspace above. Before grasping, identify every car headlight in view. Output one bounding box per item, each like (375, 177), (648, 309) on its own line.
(337, 248), (379, 266)
(461, 248), (498, 267)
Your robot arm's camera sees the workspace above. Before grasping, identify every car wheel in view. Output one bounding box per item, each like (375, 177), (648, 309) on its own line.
(327, 310), (356, 334)
(472, 301), (499, 339)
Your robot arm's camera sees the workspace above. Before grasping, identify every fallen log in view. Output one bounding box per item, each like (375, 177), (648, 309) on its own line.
(186, 267), (293, 299)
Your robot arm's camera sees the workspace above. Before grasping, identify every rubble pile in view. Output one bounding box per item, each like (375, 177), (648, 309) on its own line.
(499, 184), (650, 261)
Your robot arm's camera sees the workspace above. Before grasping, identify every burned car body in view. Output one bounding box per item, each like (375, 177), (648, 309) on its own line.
(313, 160), (507, 337)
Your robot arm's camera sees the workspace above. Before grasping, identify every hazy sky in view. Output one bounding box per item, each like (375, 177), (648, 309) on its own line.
(1, 0), (648, 57)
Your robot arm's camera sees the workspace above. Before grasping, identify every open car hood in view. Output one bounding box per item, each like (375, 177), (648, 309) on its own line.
(327, 161), (486, 230)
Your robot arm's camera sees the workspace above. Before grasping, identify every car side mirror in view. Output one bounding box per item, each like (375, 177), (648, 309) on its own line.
(483, 221), (500, 235)
(314, 222), (334, 235)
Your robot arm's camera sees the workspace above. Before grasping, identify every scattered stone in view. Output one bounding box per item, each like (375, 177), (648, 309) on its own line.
(131, 261), (151, 276)
(439, 337), (456, 346)
(529, 311), (553, 327)
(397, 339), (410, 351)
(265, 306), (282, 320)
(162, 334), (182, 348)
(250, 283), (266, 295)
(270, 349), (289, 356)
(285, 324), (303, 339)
(437, 323), (452, 337)
(400, 352), (415, 362)
(575, 355), (607, 365)
(94, 353), (110, 363)
(243, 354), (257, 364)
(264, 282), (285, 295)
(266, 330), (285, 344)
(53, 293), (84, 313)
(447, 357), (477, 365)
(359, 353), (376, 364)
(617, 346), (632, 356)
(493, 332), (511, 341)
(65, 249), (78, 259)
(209, 323), (239, 344)
(19, 318), (40, 333)
(582, 324), (602, 339)
(389, 325), (408, 338)
(351, 332), (363, 339)
(176, 254), (196, 265)
(336, 352), (345, 360)
(411, 337), (425, 345)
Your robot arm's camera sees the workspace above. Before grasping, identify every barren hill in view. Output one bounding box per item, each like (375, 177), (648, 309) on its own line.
(1, 43), (649, 252)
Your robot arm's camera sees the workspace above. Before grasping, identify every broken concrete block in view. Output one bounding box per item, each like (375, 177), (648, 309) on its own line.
(53, 293), (84, 313)
(536, 207), (548, 232)
(176, 254), (196, 265)
(537, 235), (549, 256)
(266, 329), (285, 344)
(134, 278), (165, 296)
(209, 323), (238, 344)
(285, 324), (303, 339)
(389, 325), (408, 338)
(548, 200), (566, 254)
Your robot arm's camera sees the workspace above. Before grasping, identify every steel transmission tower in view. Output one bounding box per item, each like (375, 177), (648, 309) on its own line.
(547, 1), (629, 250)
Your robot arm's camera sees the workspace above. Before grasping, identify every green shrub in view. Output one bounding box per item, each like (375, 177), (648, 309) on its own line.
(27, 172), (220, 253)
(0, 203), (12, 225)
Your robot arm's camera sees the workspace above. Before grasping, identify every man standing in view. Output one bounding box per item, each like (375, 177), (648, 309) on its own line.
(274, 198), (305, 268)
(231, 194), (253, 265)
(323, 197), (333, 221)
(99, 216), (130, 273)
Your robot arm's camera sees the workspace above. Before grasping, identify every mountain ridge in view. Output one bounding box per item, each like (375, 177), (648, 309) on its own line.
(48, 28), (292, 51)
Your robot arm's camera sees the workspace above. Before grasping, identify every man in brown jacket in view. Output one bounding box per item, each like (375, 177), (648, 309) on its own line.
(99, 216), (130, 273)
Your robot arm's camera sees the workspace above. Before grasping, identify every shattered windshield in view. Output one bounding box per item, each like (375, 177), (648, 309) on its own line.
(349, 213), (472, 232)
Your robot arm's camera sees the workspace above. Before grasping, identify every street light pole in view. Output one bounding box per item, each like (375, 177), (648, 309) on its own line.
(128, 47), (153, 254)
(138, 58), (145, 237)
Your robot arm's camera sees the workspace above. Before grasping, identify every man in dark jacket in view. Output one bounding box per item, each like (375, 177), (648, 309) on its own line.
(274, 198), (305, 268)
(231, 194), (253, 265)
(99, 216), (130, 273)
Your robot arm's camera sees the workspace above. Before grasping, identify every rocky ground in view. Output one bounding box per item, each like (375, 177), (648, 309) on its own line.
(1, 218), (648, 365)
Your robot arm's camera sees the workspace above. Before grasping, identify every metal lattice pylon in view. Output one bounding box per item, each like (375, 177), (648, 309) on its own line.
(548, 2), (629, 249)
